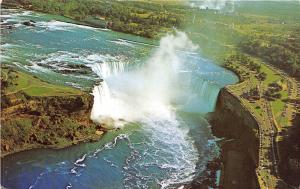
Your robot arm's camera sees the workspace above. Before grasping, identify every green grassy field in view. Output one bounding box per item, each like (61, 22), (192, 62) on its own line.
(1, 66), (82, 97)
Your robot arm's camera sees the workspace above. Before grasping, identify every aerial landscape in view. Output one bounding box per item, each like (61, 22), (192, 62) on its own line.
(0, 0), (299, 189)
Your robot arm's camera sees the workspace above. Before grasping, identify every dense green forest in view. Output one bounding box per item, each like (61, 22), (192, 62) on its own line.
(3, 0), (185, 38)
(240, 30), (300, 79)
(3, 1), (300, 79)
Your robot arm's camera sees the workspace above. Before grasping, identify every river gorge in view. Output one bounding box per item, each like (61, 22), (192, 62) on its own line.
(1, 9), (239, 189)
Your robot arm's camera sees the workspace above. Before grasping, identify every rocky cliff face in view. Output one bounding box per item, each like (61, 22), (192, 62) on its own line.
(2, 92), (93, 115)
(1, 92), (103, 157)
(208, 88), (260, 189)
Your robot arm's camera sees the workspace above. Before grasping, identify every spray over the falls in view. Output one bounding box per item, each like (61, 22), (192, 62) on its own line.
(90, 32), (198, 127)
(189, 0), (235, 12)
(1, 9), (240, 189)
(90, 32), (203, 188)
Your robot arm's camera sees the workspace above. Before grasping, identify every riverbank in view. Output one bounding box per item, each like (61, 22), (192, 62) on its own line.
(1, 66), (105, 157)
(183, 2), (300, 186)
(2, 0), (182, 39)
(210, 55), (300, 188)
(1, 2), (299, 187)
(208, 87), (260, 189)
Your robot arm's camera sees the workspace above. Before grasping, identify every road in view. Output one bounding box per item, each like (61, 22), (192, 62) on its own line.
(226, 61), (300, 189)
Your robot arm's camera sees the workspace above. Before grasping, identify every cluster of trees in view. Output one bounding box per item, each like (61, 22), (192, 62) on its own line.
(241, 87), (260, 101)
(240, 31), (300, 79)
(225, 53), (261, 72)
(0, 68), (18, 95)
(2, 118), (33, 145)
(264, 82), (282, 100)
(1, 116), (98, 148)
(5, 0), (184, 38)
(224, 53), (262, 81)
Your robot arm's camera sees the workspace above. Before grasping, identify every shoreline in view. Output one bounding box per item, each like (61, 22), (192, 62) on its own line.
(1, 8), (249, 187)
(211, 58), (300, 188)
(2, 6), (298, 188)
(1, 2), (176, 39)
(1, 132), (104, 158)
(0, 67), (107, 158)
(208, 87), (260, 189)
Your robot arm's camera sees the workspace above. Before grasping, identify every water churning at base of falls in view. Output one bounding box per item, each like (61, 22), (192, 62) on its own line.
(1, 9), (238, 189)
(89, 32), (201, 188)
(88, 32), (220, 188)
(90, 32), (218, 126)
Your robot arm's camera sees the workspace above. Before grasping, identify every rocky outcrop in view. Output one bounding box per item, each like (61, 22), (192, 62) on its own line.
(1, 91), (104, 157)
(22, 20), (35, 27)
(208, 88), (260, 189)
(36, 62), (93, 75)
(278, 113), (300, 187)
(2, 92), (92, 115)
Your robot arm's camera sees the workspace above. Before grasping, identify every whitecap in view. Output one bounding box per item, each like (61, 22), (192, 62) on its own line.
(35, 20), (96, 32)
(65, 183), (72, 189)
(25, 62), (50, 73)
(70, 167), (77, 174)
(110, 39), (135, 47)
(1, 43), (18, 48)
(74, 154), (87, 165)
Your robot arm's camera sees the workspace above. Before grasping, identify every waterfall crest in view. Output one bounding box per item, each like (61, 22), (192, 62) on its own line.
(90, 31), (219, 127)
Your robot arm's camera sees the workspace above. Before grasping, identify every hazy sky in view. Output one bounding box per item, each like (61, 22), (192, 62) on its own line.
(188, 0), (299, 10)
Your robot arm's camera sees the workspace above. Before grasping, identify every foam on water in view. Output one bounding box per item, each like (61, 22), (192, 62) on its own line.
(0, 43), (19, 50)
(35, 20), (96, 32)
(33, 51), (124, 66)
(91, 32), (198, 125)
(88, 32), (204, 188)
(65, 183), (72, 189)
(109, 39), (135, 47)
(1, 10), (36, 27)
(1, 9), (239, 189)
(116, 38), (158, 48)
(74, 154), (87, 167)
(54, 124), (199, 189)
(135, 118), (198, 189)
(25, 62), (50, 73)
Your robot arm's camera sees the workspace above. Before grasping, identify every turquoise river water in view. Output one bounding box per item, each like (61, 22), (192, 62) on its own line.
(1, 9), (238, 189)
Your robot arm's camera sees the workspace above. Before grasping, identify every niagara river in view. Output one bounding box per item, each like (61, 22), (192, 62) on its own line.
(1, 9), (238, 189)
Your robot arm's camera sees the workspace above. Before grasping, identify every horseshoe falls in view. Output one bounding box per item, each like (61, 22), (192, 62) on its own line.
(1, 9), (238, 189)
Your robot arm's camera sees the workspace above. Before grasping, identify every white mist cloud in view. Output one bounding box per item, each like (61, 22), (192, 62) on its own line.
(189, 0), (235, 11)
(190, 0), (300, 12)
(90, 32), (198, 127)
(201, 0), (229, 10)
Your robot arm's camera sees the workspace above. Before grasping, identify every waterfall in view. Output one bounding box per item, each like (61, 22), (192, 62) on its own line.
(89, 32), (204, 188)
(90, 31), (220, 128)
(187, 78), (220, 112)
(90, 32), (192, 127)
(1, 9), (239, 189)
(91, 60), (128, 79)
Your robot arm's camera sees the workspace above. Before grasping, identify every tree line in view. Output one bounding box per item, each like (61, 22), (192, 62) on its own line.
(239, 30), (300, 80)
(4, 0), (184, 38)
